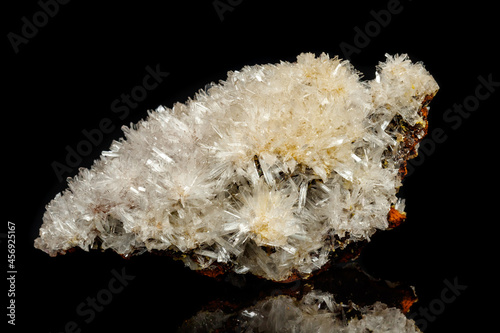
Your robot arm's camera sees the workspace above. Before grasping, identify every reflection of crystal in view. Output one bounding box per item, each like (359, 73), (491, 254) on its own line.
(35, 53), (438, 282)
(178, 264), (420, 332)
(179, 295), (420, 332)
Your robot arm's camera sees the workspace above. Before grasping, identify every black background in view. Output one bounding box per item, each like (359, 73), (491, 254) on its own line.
(4, 0), (499, 332)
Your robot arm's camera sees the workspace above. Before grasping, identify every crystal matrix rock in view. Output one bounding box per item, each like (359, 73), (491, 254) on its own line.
(35, 53), (439, 281)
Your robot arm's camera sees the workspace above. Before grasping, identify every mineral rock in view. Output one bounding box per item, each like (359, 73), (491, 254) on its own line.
(35, 53), (438, 281)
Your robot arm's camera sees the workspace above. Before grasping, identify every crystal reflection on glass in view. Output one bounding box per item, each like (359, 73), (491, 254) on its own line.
(177, 263), (420, 332)
(36, 53), (438, 284)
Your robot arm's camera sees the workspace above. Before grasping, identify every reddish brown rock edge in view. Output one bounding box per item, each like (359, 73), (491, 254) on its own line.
(397, 94), (435, 178)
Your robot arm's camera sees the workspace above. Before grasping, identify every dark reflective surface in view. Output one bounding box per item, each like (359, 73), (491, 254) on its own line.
(178, 262), (418, 332)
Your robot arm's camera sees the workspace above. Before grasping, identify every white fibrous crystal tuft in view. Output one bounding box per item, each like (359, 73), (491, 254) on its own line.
(35, 53), (438, 281)
(178, 290), (421, 332)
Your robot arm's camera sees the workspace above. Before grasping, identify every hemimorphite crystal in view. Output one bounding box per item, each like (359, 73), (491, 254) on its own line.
(178, 291), (421, 332)
(35, 53), (438, 281)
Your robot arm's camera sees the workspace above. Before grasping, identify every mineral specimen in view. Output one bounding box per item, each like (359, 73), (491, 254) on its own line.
(35, 53), (438, 281)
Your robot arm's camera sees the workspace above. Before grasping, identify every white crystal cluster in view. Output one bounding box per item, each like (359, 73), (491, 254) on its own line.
(178, 290), (421, 332)
(35, 53), (438, 281)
